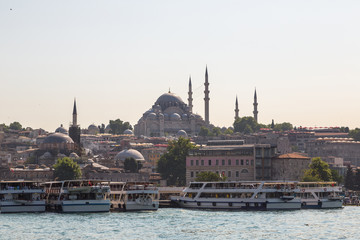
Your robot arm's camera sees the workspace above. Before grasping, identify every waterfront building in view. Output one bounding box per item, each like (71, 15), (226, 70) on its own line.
(185, 140), (276, 185)
(271, 153), (310, 181)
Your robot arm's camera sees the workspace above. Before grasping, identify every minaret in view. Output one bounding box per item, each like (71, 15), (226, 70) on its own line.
(72, 98), (77, 126)
(204, 66), (210, 125)
(253, 88), (258, 122)
(188, 76), (193, 113)
(235, 96), (239, 119)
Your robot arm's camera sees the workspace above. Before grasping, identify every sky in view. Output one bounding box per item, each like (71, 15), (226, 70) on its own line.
(1, 1), (360, 132)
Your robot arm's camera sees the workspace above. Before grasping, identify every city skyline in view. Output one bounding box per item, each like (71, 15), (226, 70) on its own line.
(1, 1), (360, 131)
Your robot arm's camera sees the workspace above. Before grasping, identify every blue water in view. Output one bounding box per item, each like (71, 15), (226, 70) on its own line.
(0, 207), (358, 240)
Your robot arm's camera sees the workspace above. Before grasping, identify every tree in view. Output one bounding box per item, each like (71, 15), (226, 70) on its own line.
(157, 137), (196, 186)
(224, 128), (234, 135)
(330, 169), (343, 184)
(349, 128), (360, 141)
(212, 127), (221, 136)
(0, 123), (9, 132)
(302, 157), (332, 182)
(9, 121), (22, 131)
(273, 122), (293, 132)
(199, 126), (211, 137)
(109, 119), (133, 134)
(195, 171), (223, 182)
(233, 116), (259, 133)
(354, 169), (360, 191)
(53, 157), (81, 180)
(344, 165), (354, 190)
(124, 157), (142, 173)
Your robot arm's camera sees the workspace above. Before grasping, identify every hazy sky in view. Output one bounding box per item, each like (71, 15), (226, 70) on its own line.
(1, 1), (360, 132)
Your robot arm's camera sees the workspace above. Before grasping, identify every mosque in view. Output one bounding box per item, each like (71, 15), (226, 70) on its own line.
(134, 67), (211, 137)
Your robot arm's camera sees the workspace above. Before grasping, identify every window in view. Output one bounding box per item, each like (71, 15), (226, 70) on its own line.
(196, 160), (199, 166)
(241, 160), (244, 165)
(251, 160), (254, 166)
(222, 160), (225, 166)
(216, 160), (219, 166)
(196, 172), (199, 176)
(191, 160), (194, 166)
(241, 169), (249, 173)
(236, 159), (239, 165)
(228, 159), (231, 165)
(191, 172), (194, 177)
(236, 171), (239, 177)
(208, 160), (211, 166)
(228, 171), (231, 177)
(201, 160), (204, 166)
(216, 171), (219, 175)
(246, 160), (249, 165)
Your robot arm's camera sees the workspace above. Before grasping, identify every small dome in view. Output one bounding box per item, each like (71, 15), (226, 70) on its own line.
(115, 149), (145, 162)
(163, 113), (169, 120)
(182, 114), (188, 119)
(176, 130), (188, 138)
(170, 113), (181, 121)
(88, 124), (98, 130)
(123, 129), (134, 135)
(147, 112), (157, 120)
(43, 133), (74, 144)
(39, 152), (52, 159)
(55, 124), (68, 134)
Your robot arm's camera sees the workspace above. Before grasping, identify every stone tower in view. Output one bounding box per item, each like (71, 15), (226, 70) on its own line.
(69, 99), (81, 153)
(253, 89), (258, 122)
(235, 96), (239, 119)
(188, 76), (193, 113)
(204, 66), (210, 125)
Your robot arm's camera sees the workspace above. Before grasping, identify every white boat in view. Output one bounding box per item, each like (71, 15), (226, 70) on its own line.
(170, 181), (301, 210)
(298, 182), (343, 209)
(44, 180), (111, 213)
(110, 182), (159, 211)
(0, 181), (46, 213)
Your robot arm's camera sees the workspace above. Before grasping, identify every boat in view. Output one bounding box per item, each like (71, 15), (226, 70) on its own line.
(298, 182), (343, 209)
(170, 181), (301, 210)
(0, 181), (46, 213)
(43, 180), (111, 213)
(110, 182), (159, 211)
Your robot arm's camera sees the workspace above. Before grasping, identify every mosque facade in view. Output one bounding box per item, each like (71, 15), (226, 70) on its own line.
(134, 68), (210, 137)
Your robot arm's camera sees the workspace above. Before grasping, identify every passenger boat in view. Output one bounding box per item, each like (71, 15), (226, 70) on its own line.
(298, 182), (343, 209)
(0, 181), (46, 213)
(110, 182), (159, 211)
(170, 181), (301, 210)
(44, 180), (111, 213)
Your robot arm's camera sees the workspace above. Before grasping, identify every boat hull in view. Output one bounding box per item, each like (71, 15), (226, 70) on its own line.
(60, 200), (111, 213)
(172, 199), (301, 211)
(0, 200), (46, 213)
(123, 201), (159, 211)
(301, 200), (343, 209)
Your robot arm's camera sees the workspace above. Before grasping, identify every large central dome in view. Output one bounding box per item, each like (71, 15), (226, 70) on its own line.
(155, 92), (186, 112)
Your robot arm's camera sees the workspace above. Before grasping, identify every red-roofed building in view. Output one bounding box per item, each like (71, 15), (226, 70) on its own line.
(271, 153), (311, 181)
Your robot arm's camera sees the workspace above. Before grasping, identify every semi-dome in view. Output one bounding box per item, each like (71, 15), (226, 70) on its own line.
(176, 130), (188, 138)
(43, 133), (74, 144)
(170, 113), (181, 121)
(147, 112), (157, 120)
(123, 129), (134, 135)
(115, 149), (145, 162)
(55, 124), (68, 134)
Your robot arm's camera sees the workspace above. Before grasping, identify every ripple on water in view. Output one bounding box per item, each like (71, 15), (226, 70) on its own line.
(0, 207), (359, 239)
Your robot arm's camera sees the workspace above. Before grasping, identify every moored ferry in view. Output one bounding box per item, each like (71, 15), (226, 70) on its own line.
(171, 181), (301, 210)
(110, 182), (159, 211)
(298, 182), (343, 209)
(44, 180), (111, 213)
(0, 181), (46, 213)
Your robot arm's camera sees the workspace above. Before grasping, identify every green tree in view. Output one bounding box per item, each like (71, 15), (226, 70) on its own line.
(212, 127), (221, 136)
(273, 122), (293, 132)
(53, 157), (81, 180)
(157, 137), (195, 186)
(195, 171), (223, 182)
(0, 123), (9, 132)
(9, 121), (22, 131)
(349, 128), (360, 141)
(224, 128), (234, 135)
(354, 169), (360, 191)
(199, 126), (211, 137)
(344, 165), (354, 190)
(124, 157), (142, 173)
(233, 116), (258, 133)
(330, 169), (343, 184)
(109, 119), (133, 134)
(302, 157), (332, 182)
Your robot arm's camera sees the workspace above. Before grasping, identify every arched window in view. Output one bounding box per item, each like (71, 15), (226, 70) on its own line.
(241, 169), (249, 174)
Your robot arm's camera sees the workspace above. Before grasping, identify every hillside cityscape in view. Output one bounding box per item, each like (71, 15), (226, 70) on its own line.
(1, 67), (359, 191)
